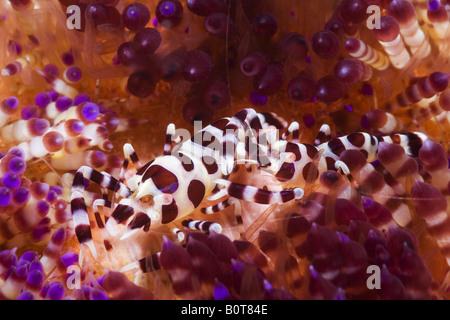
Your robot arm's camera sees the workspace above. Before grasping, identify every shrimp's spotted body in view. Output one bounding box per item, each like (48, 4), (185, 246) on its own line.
(70, 108), (427, 263)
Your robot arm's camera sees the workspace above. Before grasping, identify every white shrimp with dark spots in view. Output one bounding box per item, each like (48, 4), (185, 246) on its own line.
(70, 108), (305, 259)
(70, 108), (427, 263)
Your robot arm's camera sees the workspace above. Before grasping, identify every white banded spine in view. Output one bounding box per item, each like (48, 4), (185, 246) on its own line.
(378, 34), (411, 69)
(346, 38), (389, 71)
(398, 17), (430, 56)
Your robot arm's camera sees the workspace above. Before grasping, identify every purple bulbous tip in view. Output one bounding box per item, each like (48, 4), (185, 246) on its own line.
(337, 231), (350, 243)
(13, 187), (30, 204)
(162, 235), (174, 251)
(5, 96), (18, 109)
(34, 118), (49, 135)
(73, 93), (91, 106)
(213, 280), (230, 300)
(97, 274), (106, 286)
(50, 185), (63, 195)
(51, 227), (66, 245)
(308, 265), (319, 279)
(160, 1), (176, 16)
(37, 200), (50, 215)
(0, 248), (18, 268)
(39, 282), (49, 298)
(71, 120), (85, 133)
(231, 258), (245, 272)
(32, 225), (51, 241)
(428, 0), (440, 11)
(55, 97), (73, 112)
(333, 288), (346, 300)
(48, 90), (59, 101)
(81, 102), (100, 121)
(47, 281), (66, 300)
(29, 260), (43, 273)
(263, 279), (274, 291)
(17, 291), (34, 300)
(81, 285), (93, 299)
(61, 252), (79, 268)
(8, 40), (22, 55)
(35, 92), (51, 108)
(43, 64), (59, 78)
(46, 190), (57, 203)
(361, 196), (375, 209)
(65, 66), (82, 82)
(21, 105), (39, 120)
(343, 104), (353, 112)
(0, 187), (11, 206)
(26, 270), (44, 288)
(19, 251), (38, 263)
(90, 151), (107, 168)
(8, 157), (26, 174)
(2, 171), (21, 188)
(8, 146), (24, 158)
(14, 263), (28, 279)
